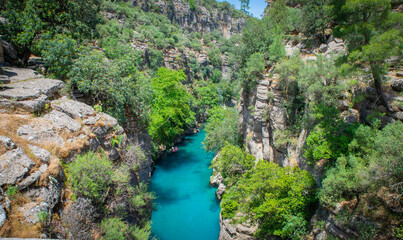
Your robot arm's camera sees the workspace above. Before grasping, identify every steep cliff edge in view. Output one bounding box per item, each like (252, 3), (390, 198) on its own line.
(127, 0), (245, 38)
(0, 67), (153, 238)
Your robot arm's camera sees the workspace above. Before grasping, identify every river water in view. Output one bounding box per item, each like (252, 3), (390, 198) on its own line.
(149, 130), (220, 240)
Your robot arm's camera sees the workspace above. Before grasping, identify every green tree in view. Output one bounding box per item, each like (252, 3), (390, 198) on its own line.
(69, 48), (152, 125)
(222, 160), (316, 238)
(332, 0), (402, 111)
(36, 34), (77, 80)
(203, 107), (240, 152)
(0, 0), (101, 64)
(149, 68), (195, 146)
(210, 142), (253, 186)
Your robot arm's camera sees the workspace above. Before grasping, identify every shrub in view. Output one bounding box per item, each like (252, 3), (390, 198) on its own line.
(67, 151), (113, 203)
(207, 47), (222, 68)
(37, 34), (77, 80)
(101, 218), (129, 240)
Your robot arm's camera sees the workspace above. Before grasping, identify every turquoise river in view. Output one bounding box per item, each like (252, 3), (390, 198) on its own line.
(149, 129), (220, 240)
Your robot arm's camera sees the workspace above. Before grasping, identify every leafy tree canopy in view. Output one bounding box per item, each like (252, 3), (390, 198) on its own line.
(149, 68), (196, 146)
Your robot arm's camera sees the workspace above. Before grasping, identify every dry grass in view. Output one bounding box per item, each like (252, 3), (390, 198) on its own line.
(39, 156), (63, 186)
(0, 195), (41, 238)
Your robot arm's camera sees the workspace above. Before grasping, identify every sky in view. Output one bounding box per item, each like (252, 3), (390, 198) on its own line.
(218, 0), (268, 19)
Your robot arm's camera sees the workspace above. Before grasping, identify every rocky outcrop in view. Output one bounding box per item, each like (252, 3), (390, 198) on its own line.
(0, 68), (154, 235)
(219, 214), (257, 240)
(128, 0), (245, 38)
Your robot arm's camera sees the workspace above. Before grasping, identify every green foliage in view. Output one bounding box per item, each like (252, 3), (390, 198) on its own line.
(203, 107), (240, 152)
(37, 211), (50, 227)
(207, 47), (222, 68)
(211, 142), (253, 186)
(192, 80), (219, 113)
(222, 160), (316, 238)
(130, 222), (153, 240)
(304, 105), (357, 165)
(0, 0), (101, 64)
(6, 185), (18, 199)
(149, 68), (195, 146)
(319, 121), (403, 207)
(67, 151), (113, 203)
(69, 47), (152, 125)
(36, 34), (77, 80)
(276, 55), (346, 131)
(211, 68), (222, 83)
(244, 52), (265, 80)
(101, 218), (129, 240)
(187, 0), (196, 11)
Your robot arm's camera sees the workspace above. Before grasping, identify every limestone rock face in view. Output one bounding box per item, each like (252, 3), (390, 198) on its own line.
(28, 144), (51, 164)
(43, 110), (82, 132)
(130, 0), (245, 38)
(0, 135), (16, 150)
(51, 96), (95, 119)
(0, 204), (6, 227)
(0, 147), (35, 186)
(219, 214), (257, 240)
(19, 202), (50, 224)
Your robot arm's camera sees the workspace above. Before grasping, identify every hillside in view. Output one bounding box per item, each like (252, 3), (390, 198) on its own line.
(1, 0), (402, 239)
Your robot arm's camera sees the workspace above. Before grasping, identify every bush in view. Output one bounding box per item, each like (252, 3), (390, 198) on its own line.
(101, 218), (129, 240)
(37, 34), (77, 80)
(207, 47), (222, 68)
(67, 152), (113, 203)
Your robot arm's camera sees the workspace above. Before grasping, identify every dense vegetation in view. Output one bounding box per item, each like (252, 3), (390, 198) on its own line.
(203, 0), (402, 239)
(1, 0), (402, 239)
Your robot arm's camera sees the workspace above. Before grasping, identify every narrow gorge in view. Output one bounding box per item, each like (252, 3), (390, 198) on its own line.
(0, 0), (402, 239)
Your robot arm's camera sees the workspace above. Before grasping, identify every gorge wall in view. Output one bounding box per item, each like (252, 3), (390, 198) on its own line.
(0, 67), (153, 238)
(127, 0), (245, 38)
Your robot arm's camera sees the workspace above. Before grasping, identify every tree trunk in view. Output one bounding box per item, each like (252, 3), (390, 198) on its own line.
(370, 63), (390, 113)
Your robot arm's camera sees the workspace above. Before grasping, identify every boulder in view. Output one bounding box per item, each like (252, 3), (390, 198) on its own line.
(0, 204), (5, 227)
(210, 172), (223, 187)
(0, 147), (35, 186)
(18, 164), (48, 191)
(28, 145), (51, 164)
(17, 121), (64, 146)
(1, 40), (20, 65)
(391, 77), (403, 91)
(43, 110), (82, 132)
(19, 202), (49, 224)
(0, 78), (63, 100)
(0, 75), (10, 84)
(108, 147), (120, 161)
(319, 43), (328, 53)
(51, 97), (95, 119)
(216, 183), (226, 200)
(14, 94), (48, 112)
(0, 135), (16, 150)
(40, 180), (62, 209)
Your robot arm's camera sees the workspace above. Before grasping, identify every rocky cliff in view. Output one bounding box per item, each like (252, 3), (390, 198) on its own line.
(127, 0), (245, 38)
(220, 35), (403, 240)
(0, 67), (153, 238)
